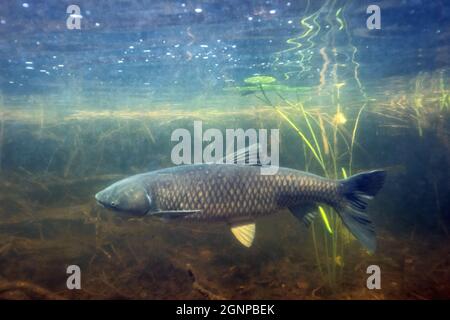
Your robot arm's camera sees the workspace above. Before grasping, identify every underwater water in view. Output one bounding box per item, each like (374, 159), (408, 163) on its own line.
(0, 0), (449, 300)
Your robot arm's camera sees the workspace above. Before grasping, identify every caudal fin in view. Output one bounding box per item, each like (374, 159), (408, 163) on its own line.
(337, 170), (386, 253)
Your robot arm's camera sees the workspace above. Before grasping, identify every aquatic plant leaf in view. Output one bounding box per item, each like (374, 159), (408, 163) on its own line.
(318, 206), (333, 234)
(244, 75), (277, 85)
(229, 84), (312, 94)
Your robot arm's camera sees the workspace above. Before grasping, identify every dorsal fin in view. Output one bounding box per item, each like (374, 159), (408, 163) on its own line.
(230, 222), (256, 247)
(217, 143), (262, 166)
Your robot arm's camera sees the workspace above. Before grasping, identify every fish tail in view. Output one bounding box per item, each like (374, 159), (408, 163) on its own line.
(335, 170), (387, 253)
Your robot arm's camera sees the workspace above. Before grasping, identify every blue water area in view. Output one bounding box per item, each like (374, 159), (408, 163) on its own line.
(0, 0), (448, 299)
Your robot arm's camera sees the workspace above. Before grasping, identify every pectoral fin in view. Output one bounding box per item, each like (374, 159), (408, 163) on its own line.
(230, 222), (256, 248)
(152, 209), (202, 220)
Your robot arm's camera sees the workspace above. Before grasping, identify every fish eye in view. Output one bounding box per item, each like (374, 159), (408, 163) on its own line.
(111, 201), (118, 207)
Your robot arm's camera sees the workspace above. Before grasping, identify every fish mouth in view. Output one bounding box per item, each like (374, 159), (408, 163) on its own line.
(96, 201), (111, 210)
(94, 193), (102, 206)
(94, 191), (150, 217)
(96, 200), (106, 209)
(95, 199), (120, 212)
(95, 192), (112, 210)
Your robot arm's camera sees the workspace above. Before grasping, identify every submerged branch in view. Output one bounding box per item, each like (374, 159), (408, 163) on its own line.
(0, 280), (66, 300)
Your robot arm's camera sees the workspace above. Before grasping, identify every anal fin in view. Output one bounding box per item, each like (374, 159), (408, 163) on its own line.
(230, 222), (255, 248)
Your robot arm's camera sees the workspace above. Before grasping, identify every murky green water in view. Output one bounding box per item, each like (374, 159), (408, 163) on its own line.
(0, 0), (449, 299)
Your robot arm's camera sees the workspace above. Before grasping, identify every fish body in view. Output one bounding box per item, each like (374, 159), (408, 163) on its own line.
(140, 164), (340, 222)
(95, 163), (386, 252)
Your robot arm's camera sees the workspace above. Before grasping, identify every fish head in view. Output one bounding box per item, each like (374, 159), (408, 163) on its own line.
(95, 176), (152, 216)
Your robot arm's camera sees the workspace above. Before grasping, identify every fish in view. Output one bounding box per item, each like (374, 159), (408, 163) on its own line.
(95, 150), (386, 252)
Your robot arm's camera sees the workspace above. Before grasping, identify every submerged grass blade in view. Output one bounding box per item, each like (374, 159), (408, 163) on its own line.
(298, 103), (325, 169)
(273, 93), (326, 173)
(318, 206), (333, 234)
(318, 115), (329, 155)
(274, 107), (327, 173)
(341, 167), (348, 179)
(349, 103), (366, 175)
(311, 222), (324, 280)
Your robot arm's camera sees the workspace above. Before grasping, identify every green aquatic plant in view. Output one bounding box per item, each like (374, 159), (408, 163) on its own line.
(228, 84), (312, 96)
(247, 75), (367, 286)
(439, 73), (450, 111)
(242, 0), (374, 291)
(243, 75), (277, 85)
(234, 75), (278, 98)
(231, 74), (317, 99)
(374, 71), (449, 138)
(412, 73), (425, 136)
(273, 101), (362, 289)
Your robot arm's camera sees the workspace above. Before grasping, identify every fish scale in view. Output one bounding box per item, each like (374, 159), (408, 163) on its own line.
(146, 164), (340, 222)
